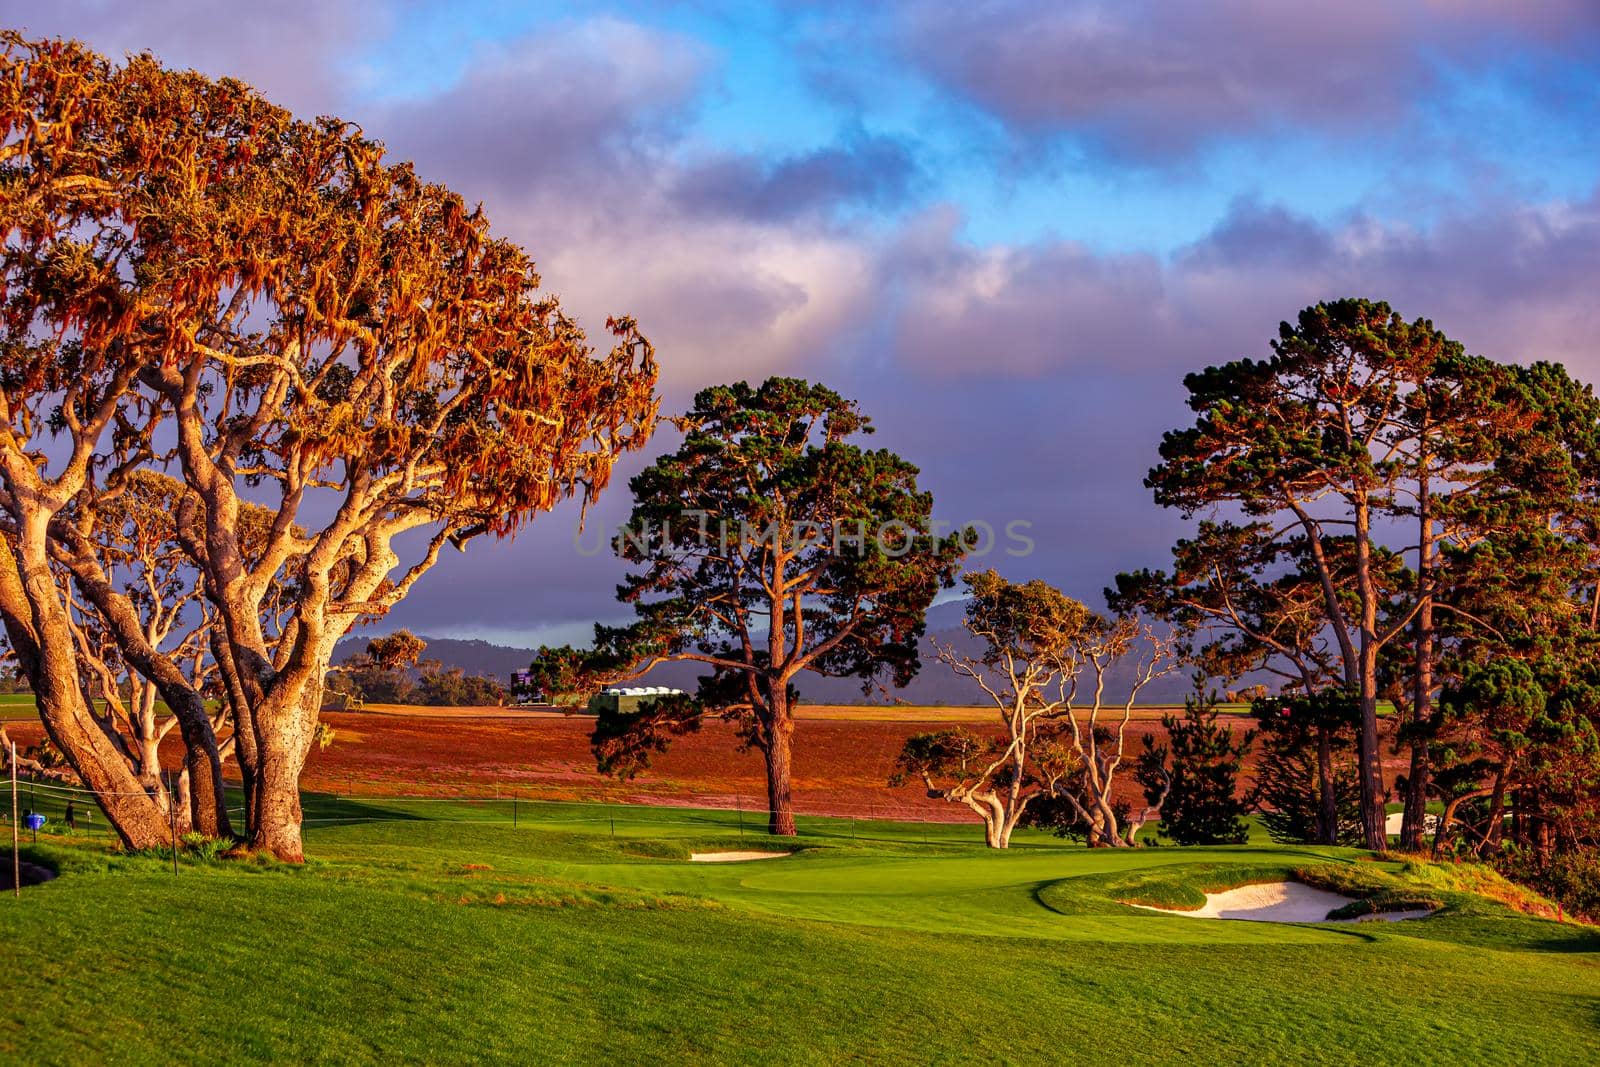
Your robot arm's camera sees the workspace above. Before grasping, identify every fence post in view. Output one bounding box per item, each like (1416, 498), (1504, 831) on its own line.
(10, 741), (18, 899)
(169, 791), (178, 876)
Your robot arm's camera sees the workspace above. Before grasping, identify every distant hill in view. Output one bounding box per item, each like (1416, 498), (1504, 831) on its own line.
(332, 636), (535, 680)
(336, 602), (1201, 705)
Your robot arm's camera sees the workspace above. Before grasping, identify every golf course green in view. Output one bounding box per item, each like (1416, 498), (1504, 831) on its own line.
(3, 791), (1597, 1064)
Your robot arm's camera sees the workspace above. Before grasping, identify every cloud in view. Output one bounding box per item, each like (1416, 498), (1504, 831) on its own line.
(890, 0), (1600, 160)
(885, 207), (1172, 376)
(852, 188), (1600, 608)
(370, 17), (712, 207)
(668, 134), (920, 221)
(1171, 192), (1600, 374)
(884, 190), (1600, 384)
(361, 20), (881, 388)
(7, 3), (1599, 637)
(0, 0), (388, 116)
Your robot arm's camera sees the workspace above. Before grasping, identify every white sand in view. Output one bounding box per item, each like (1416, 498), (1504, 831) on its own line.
(689, 850), (793, 863)
(1384, 812), (1439, 836)
(1129, 881), (1434, 923)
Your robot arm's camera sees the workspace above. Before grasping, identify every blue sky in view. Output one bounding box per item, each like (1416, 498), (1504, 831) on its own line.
(5, 0), (1600, 646)
(342, 2), (1600, 251)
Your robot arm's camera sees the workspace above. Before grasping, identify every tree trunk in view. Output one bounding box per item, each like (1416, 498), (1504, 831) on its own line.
(1355, 666), (1386, 848)
(1400, 743), (1431, 852)
(1532, 792), (1554, 865)
(1433, 786), (1493, 859)
(997, 796), (1032, 849)
(1353, 498), (1387, 851)
(135, 725), (165, 795)
(1093, 793), (1122, 848)
(174, 769), (194, 837)
(213, 631), (258, 835)
(1401, 494), (1434, 851)
(1479, 763), (1510, 857)
(0, 536), (170, 849)
(246, 675), (325, 861)
(1315, 726), (1338, 846)
(762, 700), (797, 836)
(56, 552), (235, 841)
(123, 650), (232, 839)
(169, 691), (230, 839)
(252, 733), (306, 862)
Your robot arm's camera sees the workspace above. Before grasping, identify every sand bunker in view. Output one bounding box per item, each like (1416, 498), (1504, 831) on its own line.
(1130, 881), (1434, 924)
(689, 851), (793, 863)
(1384, 812), (1439, 836)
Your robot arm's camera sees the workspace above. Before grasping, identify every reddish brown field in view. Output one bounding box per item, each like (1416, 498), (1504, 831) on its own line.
(307, 711), (1028, 820)
(298, 710), (1283, 820)
(6, 706), (1409, 822)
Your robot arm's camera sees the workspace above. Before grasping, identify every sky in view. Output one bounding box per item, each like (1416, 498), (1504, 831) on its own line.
(6, 1), (1600, 647)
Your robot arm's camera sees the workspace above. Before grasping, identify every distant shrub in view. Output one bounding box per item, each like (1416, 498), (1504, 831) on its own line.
(1494, 847), (1600, 922)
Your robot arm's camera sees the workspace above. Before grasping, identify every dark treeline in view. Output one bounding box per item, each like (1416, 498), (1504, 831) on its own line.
(326, 631), (507, 708)
(1118, 299), (1600, 877)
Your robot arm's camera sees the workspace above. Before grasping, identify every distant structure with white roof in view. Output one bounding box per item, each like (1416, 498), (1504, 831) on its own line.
(587, 685), (686, 716)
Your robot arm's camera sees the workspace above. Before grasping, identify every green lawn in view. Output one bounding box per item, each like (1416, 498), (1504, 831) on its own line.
(0, 693), (37, 721)
(0, 695), (204, 724)
(2, 790), (1597, 1065)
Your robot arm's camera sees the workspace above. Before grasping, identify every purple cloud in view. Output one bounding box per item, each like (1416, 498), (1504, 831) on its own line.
(387, 183), (1600, 641)
(348, 22), (881, 391)
(669, 135), (920, 221)
(0, 0), (386, 116)
(4, 4), (1598, 643)
(368, 17), (711, 207)
(891, 0), (1600, 160)
(884, 190), (1600, 383)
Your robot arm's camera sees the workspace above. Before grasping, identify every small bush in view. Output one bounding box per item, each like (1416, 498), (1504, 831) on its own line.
(1494, 848), (1600, 922)
(180, 832), (231, 862)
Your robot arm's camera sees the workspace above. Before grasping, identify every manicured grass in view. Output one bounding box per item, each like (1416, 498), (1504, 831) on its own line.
(0, 694), (190, 721)
(2, 790), (1597, 1064)
(0, 693), (37, 721)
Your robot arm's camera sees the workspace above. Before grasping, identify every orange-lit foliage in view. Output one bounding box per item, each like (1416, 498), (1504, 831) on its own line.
(0, 34), (659, 859)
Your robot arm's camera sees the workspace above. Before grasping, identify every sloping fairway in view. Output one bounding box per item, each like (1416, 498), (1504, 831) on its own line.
(3, 797), (1598, 1064)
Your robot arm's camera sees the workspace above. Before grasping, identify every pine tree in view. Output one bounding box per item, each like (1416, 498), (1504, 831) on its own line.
(1140, 694), (1255, 845)
(1253, 732), (1363, 845)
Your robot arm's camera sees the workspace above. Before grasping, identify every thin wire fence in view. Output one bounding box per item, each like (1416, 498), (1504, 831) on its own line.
(2, 773), (985, 849)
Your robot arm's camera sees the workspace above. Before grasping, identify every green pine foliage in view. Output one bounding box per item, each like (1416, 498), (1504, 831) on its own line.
(1141, 694), (1255, 845)
(1253, 731), (1362, 845)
